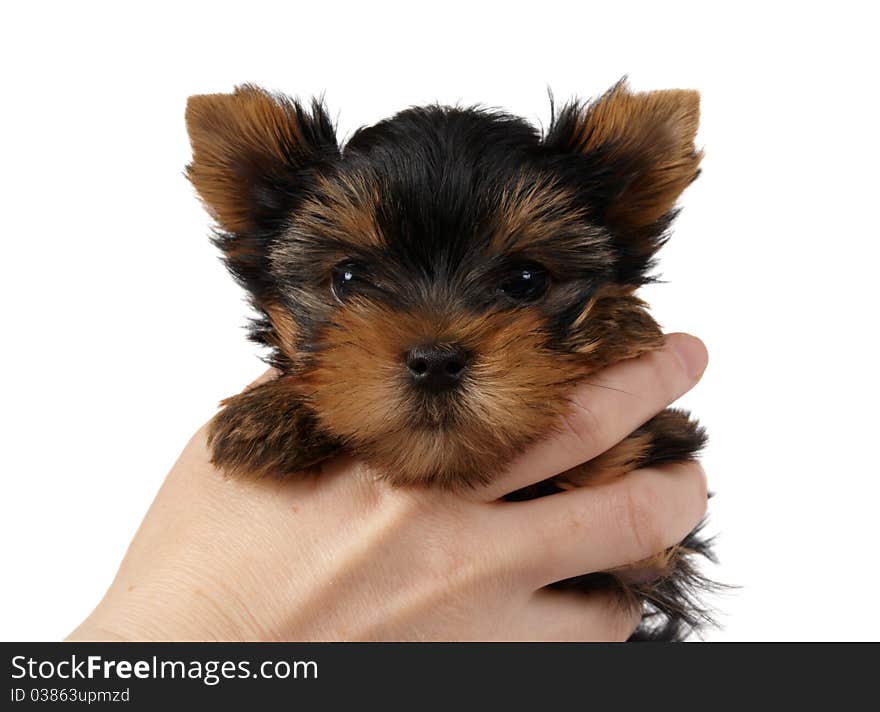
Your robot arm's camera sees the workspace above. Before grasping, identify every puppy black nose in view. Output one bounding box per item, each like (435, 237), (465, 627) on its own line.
(405, 345), (468, 392)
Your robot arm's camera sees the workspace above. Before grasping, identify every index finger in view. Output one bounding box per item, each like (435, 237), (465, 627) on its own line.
(478, 333), (707, 501)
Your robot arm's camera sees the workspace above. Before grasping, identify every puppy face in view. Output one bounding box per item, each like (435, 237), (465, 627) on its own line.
(186, 81), (701, 487)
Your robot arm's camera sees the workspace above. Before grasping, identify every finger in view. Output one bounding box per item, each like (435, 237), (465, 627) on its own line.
(479, 333), (707, 501)
(497, 461), (708, 587)
(509, 589), (642, 642)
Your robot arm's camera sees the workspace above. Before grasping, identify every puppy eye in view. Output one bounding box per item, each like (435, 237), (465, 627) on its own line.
(499, 262), (550, 303)
(331, 261), (365, 301)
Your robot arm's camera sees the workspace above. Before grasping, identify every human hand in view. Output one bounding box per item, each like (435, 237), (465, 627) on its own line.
(67, 333), (708, 641)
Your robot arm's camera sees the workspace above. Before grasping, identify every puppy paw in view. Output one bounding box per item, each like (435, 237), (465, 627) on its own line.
(208, 377), (340, 478)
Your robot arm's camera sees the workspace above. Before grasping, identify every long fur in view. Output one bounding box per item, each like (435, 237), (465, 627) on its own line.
(185, 80), (716, 640)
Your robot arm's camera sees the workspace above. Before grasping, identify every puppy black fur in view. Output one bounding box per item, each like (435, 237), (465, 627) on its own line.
(185, 79), (715, 640)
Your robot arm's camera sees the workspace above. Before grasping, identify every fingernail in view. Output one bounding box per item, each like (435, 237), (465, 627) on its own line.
(669, 334), (708, 381)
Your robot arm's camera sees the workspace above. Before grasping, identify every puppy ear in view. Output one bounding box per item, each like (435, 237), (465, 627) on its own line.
(185, 84), (338, 234)
(546, 80), (701, 281)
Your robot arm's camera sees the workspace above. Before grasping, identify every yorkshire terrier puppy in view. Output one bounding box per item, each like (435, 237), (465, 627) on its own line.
(185, 80), (714, 641)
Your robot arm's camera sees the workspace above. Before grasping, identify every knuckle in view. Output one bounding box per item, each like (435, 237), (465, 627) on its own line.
(560, 396), (604, 457)
(614, 463), (709, 563)
(619, 478), (665, 559)
(645, 347), (689, 403)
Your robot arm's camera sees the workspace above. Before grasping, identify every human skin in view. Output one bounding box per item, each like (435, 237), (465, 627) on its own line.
(67, 333), (708, 642)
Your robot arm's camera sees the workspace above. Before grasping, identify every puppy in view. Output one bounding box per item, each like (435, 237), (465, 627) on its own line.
(185, 80), (715, 640)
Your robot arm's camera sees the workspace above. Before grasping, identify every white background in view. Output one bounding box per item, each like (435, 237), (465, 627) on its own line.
(1, 1), (877, 641)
